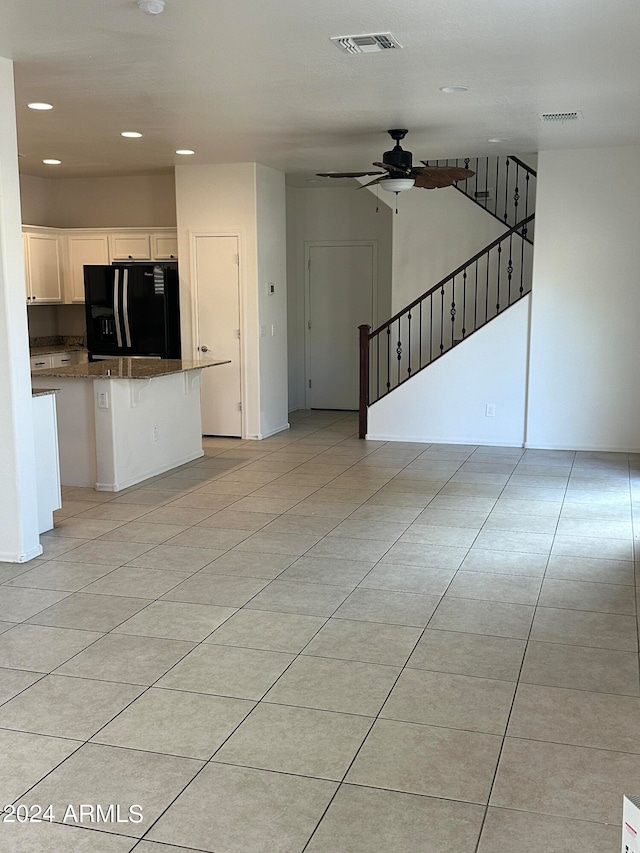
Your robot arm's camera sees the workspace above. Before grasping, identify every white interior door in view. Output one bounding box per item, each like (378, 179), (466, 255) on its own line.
(307, 243), (374, 410)
(194, 235), (242, 436)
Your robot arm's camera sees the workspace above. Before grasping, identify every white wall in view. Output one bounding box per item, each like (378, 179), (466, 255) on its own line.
(256, 164), (289, 437)
(45, 174), (177, 228)
(387, 184), (507, 314)
(175, 162), (288, 440)
(527, 146), (640, 451)
(0, 56), (41, 561)
(367, 296), (530, 445)
(20, 175), (51, 226)
(286, 185), (393, 410)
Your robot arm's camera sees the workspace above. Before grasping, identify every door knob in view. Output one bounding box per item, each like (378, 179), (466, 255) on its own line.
(200, 345), (209, 352)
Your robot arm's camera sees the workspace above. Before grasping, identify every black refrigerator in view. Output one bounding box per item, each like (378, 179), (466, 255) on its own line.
(84, 263), (181, 361)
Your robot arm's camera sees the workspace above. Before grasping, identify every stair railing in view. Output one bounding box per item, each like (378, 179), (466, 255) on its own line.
(422, 155), (537, 242)
(358, 212), (535, 438)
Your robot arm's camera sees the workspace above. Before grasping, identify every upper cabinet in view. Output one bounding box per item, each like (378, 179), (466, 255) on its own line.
(66, 234), (110, 303)
(23, 226), (177, 305)
(151, 233), (178, 260)
(24, 231), (64, 304)
(109, 233), (152, 261)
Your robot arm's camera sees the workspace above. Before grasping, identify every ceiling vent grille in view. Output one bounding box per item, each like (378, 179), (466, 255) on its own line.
(538, 111), (583, 123)
(331, 33), (402, 54)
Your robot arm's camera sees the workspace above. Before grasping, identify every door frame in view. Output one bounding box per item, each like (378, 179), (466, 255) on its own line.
(189, 230), (246, 437)
(304, 240), (378, 410)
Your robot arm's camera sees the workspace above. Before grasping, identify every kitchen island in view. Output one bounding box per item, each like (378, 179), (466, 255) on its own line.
(31, 358), (229, 491)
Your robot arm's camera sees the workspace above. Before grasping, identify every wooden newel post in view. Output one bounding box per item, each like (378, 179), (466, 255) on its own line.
(358, 324), (370, 440)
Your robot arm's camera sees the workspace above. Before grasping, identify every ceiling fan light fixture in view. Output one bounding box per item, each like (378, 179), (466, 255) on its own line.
(379, 177), (415, 192)
(138, 0), (165, 13)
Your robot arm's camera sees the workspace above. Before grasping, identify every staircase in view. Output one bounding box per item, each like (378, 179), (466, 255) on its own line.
(358, 155), (537, 439)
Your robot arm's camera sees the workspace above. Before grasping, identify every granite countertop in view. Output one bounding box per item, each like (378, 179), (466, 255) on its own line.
(32, 388), (61, 397)
(30, 358), (231, 380)
(30, 336), (86, 356)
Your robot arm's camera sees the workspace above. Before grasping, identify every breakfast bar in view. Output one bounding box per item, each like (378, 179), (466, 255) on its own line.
(31, 358), (230, 491)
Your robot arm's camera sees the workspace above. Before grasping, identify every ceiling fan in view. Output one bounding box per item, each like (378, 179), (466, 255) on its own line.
(317, 129), (475, 191)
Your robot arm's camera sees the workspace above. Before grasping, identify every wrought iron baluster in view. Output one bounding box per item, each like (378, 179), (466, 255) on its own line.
(507, 234), (514, 305)
(520, 228), (525, 297)
(494, 157), (499, 218)
(496, 244), (502, 314)
(407, 311), (412, 377)
(523, 172), (530, 241)
(485, 252), (490, 324)
(450, 277), (456, 348)
(376, 334), (380, 402)
(462, 269), (467, 338)
(429, 294), (433, 363)
(396, 318), (402, 387)
(513, 164), (520, 225)
(503, 158), (510, 223)
(418, 302), (422, 369)
(386, 326), (391, 394)
(440, 285), (444, 354)
(474, 260), (479, 333)
(485, 157), (489, 210)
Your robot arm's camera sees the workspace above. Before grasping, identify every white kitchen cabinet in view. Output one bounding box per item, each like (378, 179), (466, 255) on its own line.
(109, 233), (152, 261)
(24, 231), (64, 304)
(151, 233), (178, 260)
(30, 354), (52, 370)
(31, 352), (79, 370)
(66, 234), (110, 303)
(51, 352), (78, 368)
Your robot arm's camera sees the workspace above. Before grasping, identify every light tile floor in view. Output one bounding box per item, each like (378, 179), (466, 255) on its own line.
(1, 409), (638, 852)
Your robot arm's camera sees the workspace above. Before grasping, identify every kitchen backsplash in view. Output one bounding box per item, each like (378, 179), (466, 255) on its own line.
(30, 335), (86, 349)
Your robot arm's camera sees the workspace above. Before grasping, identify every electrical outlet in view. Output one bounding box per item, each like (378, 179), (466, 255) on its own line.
(152, 426), (159, 442)
(485, 403), (496, 418)
(271, 324), (277, 336)
(97, 391), (109, 409)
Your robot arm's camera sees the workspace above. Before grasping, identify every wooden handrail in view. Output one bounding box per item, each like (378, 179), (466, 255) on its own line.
(369, 213), (535, 338)
(507, 155), (537, 178)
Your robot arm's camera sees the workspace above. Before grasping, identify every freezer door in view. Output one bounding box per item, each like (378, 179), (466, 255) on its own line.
(122, 264), (167, 356)
(84, 266), (125, 354)
(122, 264), (180, 357)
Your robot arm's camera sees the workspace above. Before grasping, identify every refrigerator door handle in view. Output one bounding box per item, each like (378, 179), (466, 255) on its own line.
(122, 267), (132, 348)
(113, 268), (123, 349)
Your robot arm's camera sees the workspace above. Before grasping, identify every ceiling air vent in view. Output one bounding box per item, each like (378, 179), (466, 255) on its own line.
(331, 33), (402, 54)
(538, 111), (583, 123)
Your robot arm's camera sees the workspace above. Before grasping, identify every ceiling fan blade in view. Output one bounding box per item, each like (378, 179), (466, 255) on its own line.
(419, 164), (475, 180)
(413, 166), (475, 189)
(316, 171), (386, 178)
(372, 161), (409, 175)
(357, 176), (386, 189)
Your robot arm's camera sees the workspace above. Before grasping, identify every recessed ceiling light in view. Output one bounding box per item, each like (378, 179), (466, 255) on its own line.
(488, 137), (508, 143)
(439, 86), (469, 94)
(42, 159), (61, 165)
(28, 102), (53, 110)
(121, 131), (143, 138)
(175, 149), (195, 155)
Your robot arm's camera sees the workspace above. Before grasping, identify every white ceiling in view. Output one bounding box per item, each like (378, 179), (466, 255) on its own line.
(2, 0), (639, 181)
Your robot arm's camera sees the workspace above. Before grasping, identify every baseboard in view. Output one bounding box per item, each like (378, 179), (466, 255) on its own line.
(95, 449), (205, 491)
(259, 423), (291, 440)
(366, 433), (525, 447)
(0, 543), (44, 563)
(524, 440), (640, 453)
